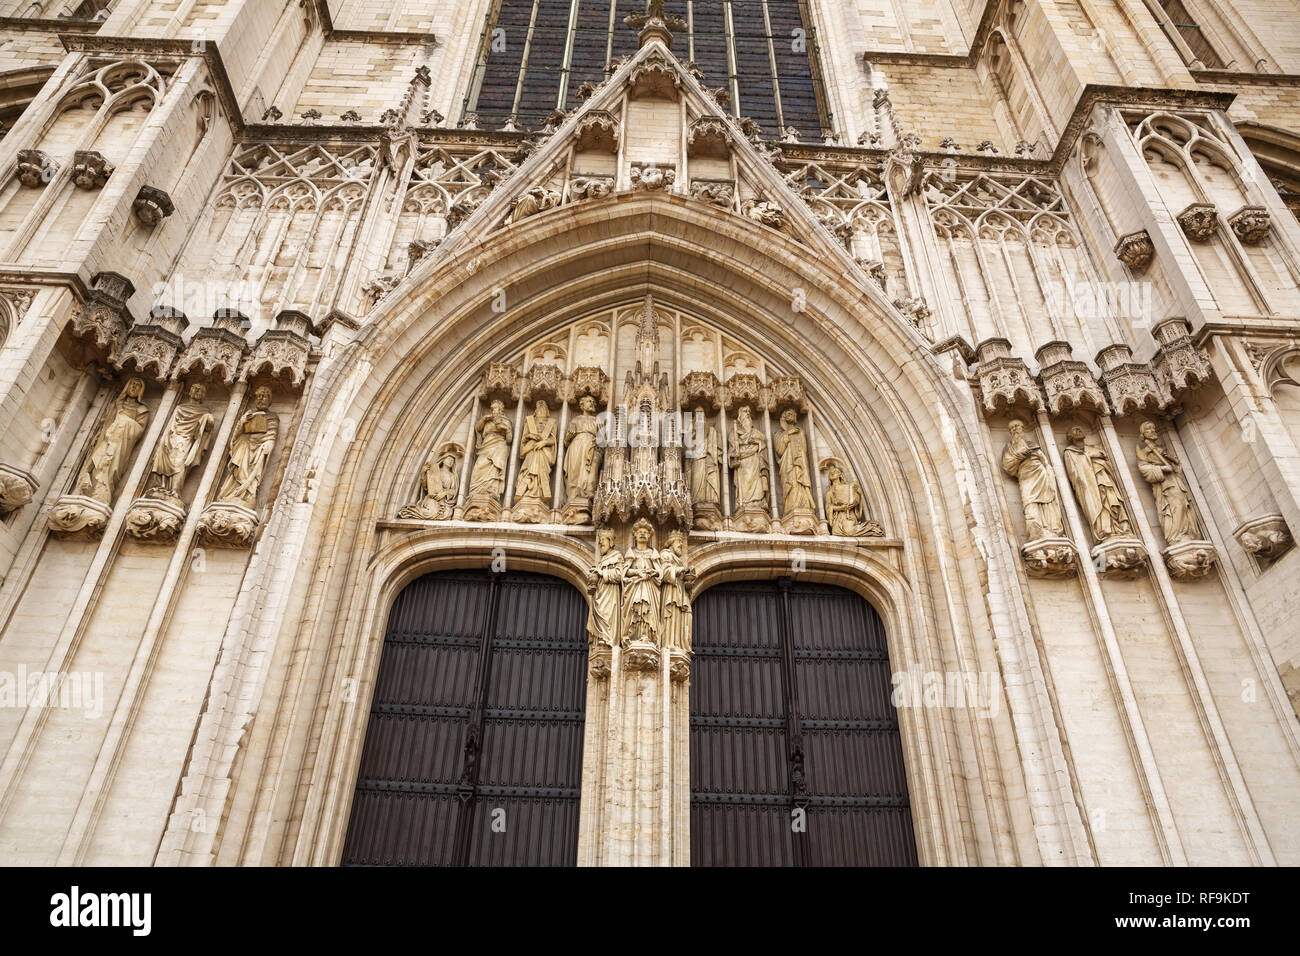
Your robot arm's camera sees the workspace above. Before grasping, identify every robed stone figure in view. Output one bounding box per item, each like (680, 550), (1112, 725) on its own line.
(773, 408), (815, 515)
(563, 395), (602, 503)
(1062, 426), (1132, 541)
(145, 382), (214, 500)
(469, 399), (513, 501)
(659, 530), (692, 653)
(622, 519), (662, 645)
(824, 462), (883, 537)
(1001, 419), (1064, 540)
(688, 408), (721, 507)
(515, 399), (557, 506)
(586, 528), (623, 648)
(398, 443), (461, 520)
(1136, 420), (1201, 544)
(729, 404), (770, 512)
(215, 386), (278, 508)
(76, 377), (150, 503)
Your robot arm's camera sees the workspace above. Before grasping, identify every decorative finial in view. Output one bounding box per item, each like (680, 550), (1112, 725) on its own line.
(625, 0), (686, 49)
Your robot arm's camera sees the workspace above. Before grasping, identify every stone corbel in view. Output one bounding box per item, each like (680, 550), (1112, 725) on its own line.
(0, 462), (38, 515)
(1163, 540), (1218, 581)
(16, 149), (55, 187)
(566, 366), (611, 407)
(630, 163), (675, 192)
(132, 185), (174, 226)
(244, 310), (314, 388)
(71, 150), (114, 190)
(1150, 317), (1212, 400)
(687, 116), (730, 158)
(114, 305), (188, 382)
(722, 371), (766, 412)
(974, 338), (1043, 413)
(1035, 341), (1108, 416)
(64, 272), (136, 367)
(1226, 205), (1270, 244)
(678, 370), (720, 411)
(688, 178), (734, 208)
(1113, 230), (1154, 271)
(1176, 202), (1217, 242)
(477, 363), (521, 405)
(1233, 513), (1292, 563)
(568, 174), (615, 202)
(1090, 538), (1148, 578)
(1022, 538), (1078, 578)
(575, 110), (618, 152)
(173, 310), (249, 385)
(519, 362), (565, 406)
(1095, 344), (1164, 416)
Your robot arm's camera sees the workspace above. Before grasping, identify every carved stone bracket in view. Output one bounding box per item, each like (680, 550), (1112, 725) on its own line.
(1163, 540), (1218, 581)
(575, 110), (618, 152)
(174, 311), (249, 384)
(478, 363), (521, 405)
(71, 150), (114, 190)
(114, 306), (188, 382)
(628, 56), (681, 99)
(569, 174), (615, 202)
(196, 502), (260, 548)
(589, 646), (612, 680)
(1176, 202), (1217, 242)
(622, 639), (661, 671)
(1114, 229), (1154, 271)
(1233, 513), (1292, 562)
(630, 163), (675, 191)
(0, 462), (38, 515)
(245, 310), (313, 387)
(722, 372), (766, 412)
(767, 375), (807, 414)
(975, 338), (1043, 413)
(1022, 537), (1078, 578)
(687, 116), (730, 158)
(678, 370), (720, 411)
(519, 362), (565, 405)
(16, 149), (55, 187)
(689, 178), (734, 208)
(1091, 538), (1148, 578)
(1227, 205), (1270, 244)
(566, 366), (611, 407)
(1150, 317), (1212, 400)
(1095, 344), (1164, 416)
(132, 185), (174, 226)
(1035, 341), (1108, 415)
(669, 652), (690, 683)
(124, 496), (186, 541)
(48, 495), (112, 538)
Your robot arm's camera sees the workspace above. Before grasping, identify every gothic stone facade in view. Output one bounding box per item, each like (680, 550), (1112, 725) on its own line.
(0, 0), (1299, 866)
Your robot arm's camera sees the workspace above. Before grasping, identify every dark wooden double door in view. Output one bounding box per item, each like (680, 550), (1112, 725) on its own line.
(690, 580), (918, 866)
(342, 571), (588, 866)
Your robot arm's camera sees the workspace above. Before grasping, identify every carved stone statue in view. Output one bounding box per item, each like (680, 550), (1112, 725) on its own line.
(729, 404), (770, 531)
(514, 399), (557, 522)
(214, 386), (278, 508)
(75, 376), (150, 504)
(688, 407), (721, 529)
(509, 185), (560, 222)
(1062, 426), (1132, 541)
(398, 441), (463, 520)
(1001, 419), (1064, 540)
(465, 399), (513, 520)
(586, 527), (623, 649)
(144, 382), (213, 500)
(562, 395), (602, 523)
(823, 461), (883, 537)
(1136, 420), (1201, 544)
(659, 529), (693, 653)
(622, 518), (662, 646)
(773, 408), (815, 533)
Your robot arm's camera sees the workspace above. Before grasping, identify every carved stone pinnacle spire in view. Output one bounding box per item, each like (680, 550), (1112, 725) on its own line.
(625, 0), (686, 49)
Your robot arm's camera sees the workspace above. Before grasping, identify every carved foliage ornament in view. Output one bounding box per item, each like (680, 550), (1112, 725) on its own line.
(1114, 230), (1154, 271)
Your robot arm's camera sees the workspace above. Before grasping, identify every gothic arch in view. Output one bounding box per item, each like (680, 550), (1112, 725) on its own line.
(188, 193), (1086, 870)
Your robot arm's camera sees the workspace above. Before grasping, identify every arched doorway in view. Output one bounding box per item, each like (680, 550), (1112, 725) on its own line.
(341, 570), (588, 866)
(690, 579), (918, 866)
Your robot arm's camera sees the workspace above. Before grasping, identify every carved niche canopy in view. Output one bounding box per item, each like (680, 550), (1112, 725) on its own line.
(245, 310), (314, 387)
(975, 338), (1043, 413)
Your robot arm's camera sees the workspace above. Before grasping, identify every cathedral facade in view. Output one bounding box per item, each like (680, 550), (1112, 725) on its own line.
(0, 0), (1298, 866)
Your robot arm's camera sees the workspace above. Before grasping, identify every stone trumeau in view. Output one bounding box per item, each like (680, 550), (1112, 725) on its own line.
(0, 0), (1296, 875)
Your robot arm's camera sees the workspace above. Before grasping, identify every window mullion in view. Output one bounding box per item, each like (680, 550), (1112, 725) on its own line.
(509, 0), (544, 123)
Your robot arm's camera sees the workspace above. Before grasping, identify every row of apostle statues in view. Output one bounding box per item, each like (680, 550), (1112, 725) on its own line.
(586, 520), (692, 653)
(402, 395), (883, 535)
(49, 377), (279, 539)
(1000, 418), (1205, 549)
